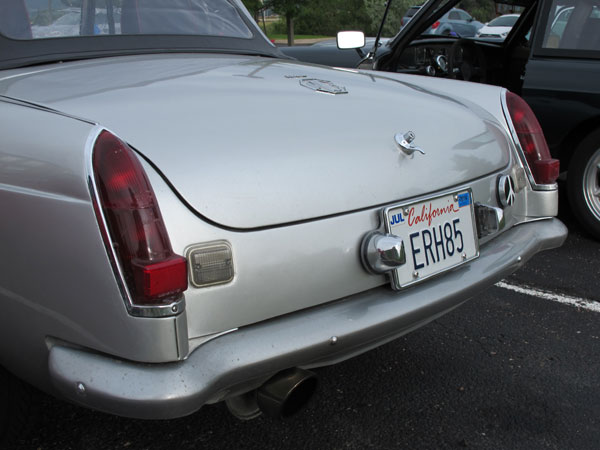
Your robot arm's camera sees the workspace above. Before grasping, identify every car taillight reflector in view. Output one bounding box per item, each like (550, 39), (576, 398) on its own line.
(431, 21), (440, 29)
(506, 92), (559, 185)
(132, 257), (188, 299)
(93, 131), (187, 306)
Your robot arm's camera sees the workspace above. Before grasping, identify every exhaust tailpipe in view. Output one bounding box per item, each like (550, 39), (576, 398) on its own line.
(256, 368), (318, 418)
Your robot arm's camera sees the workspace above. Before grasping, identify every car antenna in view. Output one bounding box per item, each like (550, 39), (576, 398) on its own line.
(369, 0), (393, 61)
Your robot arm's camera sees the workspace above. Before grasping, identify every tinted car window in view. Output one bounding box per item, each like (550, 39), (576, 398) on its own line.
(542, 1), (600, 50)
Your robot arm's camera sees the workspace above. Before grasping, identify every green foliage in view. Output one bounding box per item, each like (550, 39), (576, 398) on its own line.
(294, 0), (371, 36)
(264, 0), (307, 17)
(270, 19), (291, 35)
(457, 0), (496, 22)
(241, 0), (264, 19)
(364, 0), (415, 36)
(270, 0), (424, 38)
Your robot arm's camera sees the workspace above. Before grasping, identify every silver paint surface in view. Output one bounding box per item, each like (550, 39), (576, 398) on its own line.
(0, 42), (564, 418)
(0, 55), (511, 229)
(48, 218), (567, 419)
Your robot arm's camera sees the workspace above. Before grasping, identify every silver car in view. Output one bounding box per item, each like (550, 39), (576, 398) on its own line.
(0, 0), (566, 442)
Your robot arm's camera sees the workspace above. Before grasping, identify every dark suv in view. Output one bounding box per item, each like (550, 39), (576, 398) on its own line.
(282, 0), (600, 239)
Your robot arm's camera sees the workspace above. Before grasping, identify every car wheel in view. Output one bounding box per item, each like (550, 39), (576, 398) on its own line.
(567, 129), (600, 240)
(0, 366), (38, 447)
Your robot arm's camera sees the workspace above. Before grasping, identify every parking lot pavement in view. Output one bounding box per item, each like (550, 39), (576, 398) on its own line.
(504, 187), (600, 304)
(15, 199), (600, 450)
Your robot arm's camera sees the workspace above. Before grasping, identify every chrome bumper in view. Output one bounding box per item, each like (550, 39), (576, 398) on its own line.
(48, 218), (567, 419)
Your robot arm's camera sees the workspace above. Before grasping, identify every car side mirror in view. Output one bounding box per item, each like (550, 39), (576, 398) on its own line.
(337, 31), (365, 50)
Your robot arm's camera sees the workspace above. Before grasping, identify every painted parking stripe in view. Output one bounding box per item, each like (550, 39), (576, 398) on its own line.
(496, 281), (600, 313)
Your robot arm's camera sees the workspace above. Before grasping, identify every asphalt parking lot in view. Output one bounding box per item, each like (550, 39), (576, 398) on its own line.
(15, 189), (600, 450)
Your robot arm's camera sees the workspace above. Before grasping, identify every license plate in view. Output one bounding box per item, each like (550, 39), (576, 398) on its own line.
(384, 189), (479, 290)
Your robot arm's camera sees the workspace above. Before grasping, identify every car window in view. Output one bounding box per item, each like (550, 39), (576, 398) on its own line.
(2, 0), (252, 40)
(458, 10), (471, 21)
(448, 11), (461, 20)
(488, 15), (519, 27)
(542, 0), (600, 50)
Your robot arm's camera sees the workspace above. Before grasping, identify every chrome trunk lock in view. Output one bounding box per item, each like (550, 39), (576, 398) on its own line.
(395, 131), (425, 157)
(361, 231), (406, 274)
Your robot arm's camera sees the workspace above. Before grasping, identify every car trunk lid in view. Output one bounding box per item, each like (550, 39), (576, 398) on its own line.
(0, 54), (510, 229)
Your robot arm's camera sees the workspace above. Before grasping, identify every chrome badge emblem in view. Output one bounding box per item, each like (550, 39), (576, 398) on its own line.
(299, 79), (348, 95)
(395, 131), (425, 157)
(498, 174), (516, 207)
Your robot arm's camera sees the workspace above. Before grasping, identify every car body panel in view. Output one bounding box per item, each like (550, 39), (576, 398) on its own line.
(0, 56), (510, 229)
(0, 0), (568, 422)
(523, 58), (600, 156)
(156, 159), (550, 341)
(281, 0), (600, 237)
(0, 102), (185, 391)
(47, 217), (567, 419)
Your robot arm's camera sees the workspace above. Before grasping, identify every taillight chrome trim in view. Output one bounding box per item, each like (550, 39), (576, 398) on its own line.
(501, 90), (558, 192)
(85, 126), (185, 318)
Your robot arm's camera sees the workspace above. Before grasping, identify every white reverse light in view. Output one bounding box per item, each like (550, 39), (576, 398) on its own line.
(187, 241), (234, 288)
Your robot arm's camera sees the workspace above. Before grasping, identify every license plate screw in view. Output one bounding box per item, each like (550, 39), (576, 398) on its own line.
(462, 252), (467, 260)
(413, 271), (419, 278)
(454, 195), (458, 201)
(404, 208), (409, 215)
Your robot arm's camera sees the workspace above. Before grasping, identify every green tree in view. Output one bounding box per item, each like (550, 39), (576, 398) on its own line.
(242, 0), (264, 20)
(264, 0), (307, 45)
(295, 0), (370, 36)
(364, 0), (414, 36)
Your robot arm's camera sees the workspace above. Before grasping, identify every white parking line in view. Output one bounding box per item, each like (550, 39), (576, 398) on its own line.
(496, 281), (600, 313)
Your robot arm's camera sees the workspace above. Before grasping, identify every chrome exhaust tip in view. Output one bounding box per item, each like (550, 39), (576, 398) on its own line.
(256, 368), (318, 418)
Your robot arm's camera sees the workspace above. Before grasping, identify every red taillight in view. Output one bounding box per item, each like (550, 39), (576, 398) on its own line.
(431, 21), (440, 29)
(506, 92), (559, 185)
(93, 131), (187, 306)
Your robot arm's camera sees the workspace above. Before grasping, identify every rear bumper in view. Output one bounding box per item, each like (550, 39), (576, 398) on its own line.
(48, 218), (567, 419)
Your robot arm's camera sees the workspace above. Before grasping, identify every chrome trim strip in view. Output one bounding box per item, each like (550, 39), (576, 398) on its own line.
(500, 90), (558, 192)
(0, 94), (97, 125)
(84, 126), (186, 319)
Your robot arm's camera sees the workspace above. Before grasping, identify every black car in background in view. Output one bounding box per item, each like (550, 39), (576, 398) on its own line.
(282, 0), (600, 239)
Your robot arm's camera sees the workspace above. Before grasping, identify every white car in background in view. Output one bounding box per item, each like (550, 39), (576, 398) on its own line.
(476, 13), (520, 40)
